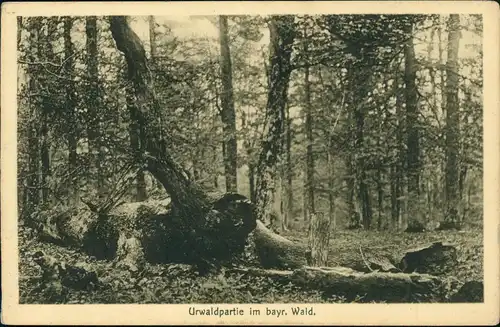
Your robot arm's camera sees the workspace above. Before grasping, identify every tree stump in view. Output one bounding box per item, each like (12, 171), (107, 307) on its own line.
(307, 212), (332, 266)
(400, 242), (458, 275)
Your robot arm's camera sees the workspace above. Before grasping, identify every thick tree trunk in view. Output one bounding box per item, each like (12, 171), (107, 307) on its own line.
(126, 83), (148, 202)
(64, 17), (79, 206)
(347, 59), (372, 229)
(85, 16), (105, 200)
(218, 15), (238, 193)
(442, 14), (461, 229)
(403, 22), (424, 232)
(254, 15), (295, 223)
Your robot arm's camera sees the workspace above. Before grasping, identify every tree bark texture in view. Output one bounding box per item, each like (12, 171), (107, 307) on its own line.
(218, 16), (238, 193)
(85, 16), (105, 200)
(254, 15), (295, 223)
(63, 17), (80, 206)
(444, 14), (461, 227)
(307, 212), (331, 266)
(403, 21), (422, 230)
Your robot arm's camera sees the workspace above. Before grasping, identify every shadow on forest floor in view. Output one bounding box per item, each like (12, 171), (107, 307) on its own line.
(18, 225), (483, 304)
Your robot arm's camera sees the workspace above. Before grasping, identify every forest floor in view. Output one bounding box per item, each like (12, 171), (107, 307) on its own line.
(18, 225), (483, 304)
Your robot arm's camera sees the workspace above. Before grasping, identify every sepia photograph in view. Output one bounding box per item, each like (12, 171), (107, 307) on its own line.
(1, 1), (499, 325)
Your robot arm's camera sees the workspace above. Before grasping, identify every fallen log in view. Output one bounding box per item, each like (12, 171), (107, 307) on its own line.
(231, 266), (446, 303)
(33, 194), (256, 273)
(252, 220), (308, 269)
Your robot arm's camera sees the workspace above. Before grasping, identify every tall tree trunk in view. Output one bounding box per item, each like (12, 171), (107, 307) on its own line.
(63, 17), (79, 206)
(345, 94), (359, 228)
(395, 74), (406, 230)
(437, 17), (447, 208)
(148, 15), (163, 192)
(39, 18), (57, 205)
(281, 103), (293, 231)
(403, 21), (422, 231)
(85, 16), (105, 200)
(218, 15), (238, 192)
(443, 14), (461, 228)
(303, 38), (315, 222)
(126, 82), (147, 202)
(26, 17), (41, 210)
(348, 59), (372, 229)
(254, 15), (295, 224)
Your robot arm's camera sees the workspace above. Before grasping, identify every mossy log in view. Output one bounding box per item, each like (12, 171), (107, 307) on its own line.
(233, 266), (447, 302)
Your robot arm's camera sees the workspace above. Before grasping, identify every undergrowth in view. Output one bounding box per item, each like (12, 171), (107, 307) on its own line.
(18, 225), (483, 304)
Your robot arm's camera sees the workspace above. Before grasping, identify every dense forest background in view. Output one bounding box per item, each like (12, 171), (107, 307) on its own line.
(17, 14), (482, 231)
(16, 14), (484, 304)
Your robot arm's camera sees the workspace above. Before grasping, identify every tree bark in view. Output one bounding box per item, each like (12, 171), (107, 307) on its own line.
(303, 37), (315, 222)
(26, 17), (41, 210)
(126, 82), (148, 202)
(443, 14), (461, 229)
(40, 18), (57, 205)
(218, 15), (238, 193)
(85, 16), (105, 200)
(254, 15), (295, 223)
(63, 17), (79, 206)
(403, 21), (423, 231)
(347, 58), (372, 229)
(307, 212), (331, 266)
(280, 104), (293, 231)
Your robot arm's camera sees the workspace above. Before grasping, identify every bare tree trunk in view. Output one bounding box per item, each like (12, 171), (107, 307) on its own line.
(40, 18), (57, 205)
(403, 21), (423, 231)
(348, 61), (372, 229)
(254, 15), (295, 223)
(218, 15), (238, 193)
(85, 16), (105, 200)
(395, 74), (406, 230)
(63, 17), (79, 206)
(443, 14), (461, 229)
(281, 103), (293, 231)
(303, 41), (315, 222)
(148, 15), (164, 192)
(26, 17), (41, 210)
(126, 82), (147, 202)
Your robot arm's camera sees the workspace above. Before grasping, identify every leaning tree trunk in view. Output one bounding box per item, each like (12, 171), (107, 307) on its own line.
(254, 15), (296, 224)
(108, 16), (256, 272)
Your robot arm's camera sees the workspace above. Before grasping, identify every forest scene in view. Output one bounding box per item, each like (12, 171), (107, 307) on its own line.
(16, 14), (483, 304)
